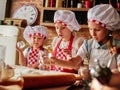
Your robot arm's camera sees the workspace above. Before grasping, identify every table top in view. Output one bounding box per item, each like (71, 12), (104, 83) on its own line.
(0, 65), (83, 90)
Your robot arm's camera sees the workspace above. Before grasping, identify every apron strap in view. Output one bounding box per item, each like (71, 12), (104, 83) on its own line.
(68, 35), (74, 51)
(52, 35), (74, 58)
(52, 39), (62, 57)
(85, 40), (92, 62)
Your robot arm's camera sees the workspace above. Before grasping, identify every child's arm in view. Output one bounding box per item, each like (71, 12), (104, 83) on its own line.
(110, 47), (120, 54)
(16, 45), (27, 66)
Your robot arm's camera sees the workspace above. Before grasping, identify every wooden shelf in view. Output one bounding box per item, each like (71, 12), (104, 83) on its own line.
(40, 7), (88, 28)
(42, 7), (89, 11)
(40, 21), (88, 28)
(40, 0), (120, 29)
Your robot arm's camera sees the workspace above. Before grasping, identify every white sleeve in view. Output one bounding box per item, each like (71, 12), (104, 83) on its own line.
(51, 37), (60, 50)
(77, 40), (88, 60)
(117, 55), (120, 63)
(23, 47), (29, 58)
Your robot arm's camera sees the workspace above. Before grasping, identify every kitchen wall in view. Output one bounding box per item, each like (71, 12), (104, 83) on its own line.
(9, 0), (91, 46)
(10, 0), (120, 46)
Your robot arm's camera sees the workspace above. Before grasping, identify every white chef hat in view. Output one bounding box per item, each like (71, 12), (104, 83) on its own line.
(23, 25), (48, 44)
(54, 10), (81, 31)
(88, 4), (120, 31)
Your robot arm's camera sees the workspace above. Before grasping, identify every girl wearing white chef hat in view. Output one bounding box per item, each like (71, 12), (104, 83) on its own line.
(86, 4), (120, 70)
(16, 25), (49, 69)
(51, 10), (85, 73)
(88, 4), (120, 90)
(49, 4), (120, 75)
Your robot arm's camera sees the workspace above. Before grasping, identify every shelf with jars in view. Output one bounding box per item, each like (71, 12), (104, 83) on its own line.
(40, 0), (120, 28)
(40, 7), (90, 28)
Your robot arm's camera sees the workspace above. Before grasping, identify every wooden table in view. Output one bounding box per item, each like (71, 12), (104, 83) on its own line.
(0, 65), (83, 90)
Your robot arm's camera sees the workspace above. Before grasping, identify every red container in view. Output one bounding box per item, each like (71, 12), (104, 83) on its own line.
(117, 3), (120, 8)
(85, 0), (91, 8)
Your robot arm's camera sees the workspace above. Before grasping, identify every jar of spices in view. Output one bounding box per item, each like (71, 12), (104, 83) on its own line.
(77, 3), (82, 8)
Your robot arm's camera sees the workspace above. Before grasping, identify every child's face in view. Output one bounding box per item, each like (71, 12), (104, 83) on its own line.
(30, 35), (45, 48)
(88, 22), (109, 43)
(55, 22), (71, 39)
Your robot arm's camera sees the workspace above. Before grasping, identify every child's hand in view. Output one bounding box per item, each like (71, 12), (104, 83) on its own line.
(28, 63), (39, 69)
(90, 78), (103, 90)
(16, 45), (22, 52)
(110, 47), (120, 55)
(63, 49), (71, 55)
(48, 57), (56, 65)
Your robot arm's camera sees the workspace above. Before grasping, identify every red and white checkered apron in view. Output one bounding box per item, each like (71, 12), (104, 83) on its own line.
(52, 35), (77, 73)
(27, 47), (44, 66)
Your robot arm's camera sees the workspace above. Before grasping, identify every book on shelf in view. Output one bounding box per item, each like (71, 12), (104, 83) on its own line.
(50, 0), (56, 7)
(44, 0), (81, 8)
(45, 0), (50, 7)
(56, 0), (63, 7)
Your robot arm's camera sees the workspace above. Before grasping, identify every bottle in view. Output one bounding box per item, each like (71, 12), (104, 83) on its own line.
(62, 0), (67, 7)
(81, 0), (85, 8)
(70, 0), (73, 8)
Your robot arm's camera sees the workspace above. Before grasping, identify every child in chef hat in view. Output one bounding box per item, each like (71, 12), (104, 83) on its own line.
(88, 4), (120, 90)
(50, 4), (120, 74)
(54, 10), (81, 31)
(87, 4), (120, 57)
(51, 10), (85, 73)
(16, 25), (49, 69)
